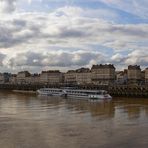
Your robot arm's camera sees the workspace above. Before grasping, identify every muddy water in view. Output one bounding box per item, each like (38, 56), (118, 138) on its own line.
(0, 91), (148, 148)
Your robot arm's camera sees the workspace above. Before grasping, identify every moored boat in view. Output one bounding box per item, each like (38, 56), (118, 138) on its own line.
(37, 88), (63, 96)
(37, 88), (112, 100)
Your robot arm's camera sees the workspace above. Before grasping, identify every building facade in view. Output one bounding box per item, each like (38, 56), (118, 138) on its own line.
(141, 70), (145, 85)
(145, 68), (148, 84)
(91, 64), (115, 85)
(0, 73), (11, 84)
(127, 65), (141, 85)
(40, 70), (63, 84)
(16, 71), (31, 84)
(116, 70), (128, 85)
(9, 74), (17, 84)
(76, 68), (91, 85)
(25, 74), (40, 84)
(64, 70), (77, 84)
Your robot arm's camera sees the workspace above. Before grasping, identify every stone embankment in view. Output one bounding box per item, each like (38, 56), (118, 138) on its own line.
(108, 85), (148, 98)
(0, 84), (147, 98)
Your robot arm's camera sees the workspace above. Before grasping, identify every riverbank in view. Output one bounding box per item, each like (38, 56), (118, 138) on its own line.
(0, 84), (147, 98)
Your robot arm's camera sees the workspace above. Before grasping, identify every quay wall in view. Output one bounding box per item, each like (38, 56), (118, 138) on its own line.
(0, 84), (147, 98)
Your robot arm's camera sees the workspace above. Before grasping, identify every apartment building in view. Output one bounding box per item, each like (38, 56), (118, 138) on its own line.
(9, 74), (17, 84)
(16, 71), (31, 84)
(145, 68), (148, 84)
(0, 73), (11, 84)
(91, 64), (115, 85)
(75, 68), (91, 85)
(116, 69), (128, 85)
(40, 70), (63, 84)
(25, 74), (40, 84)
(127, 65), (141, 85)
(64, 70), (77, 84)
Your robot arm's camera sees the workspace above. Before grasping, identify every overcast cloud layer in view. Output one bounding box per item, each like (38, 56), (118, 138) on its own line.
(0, 0), (147, 73)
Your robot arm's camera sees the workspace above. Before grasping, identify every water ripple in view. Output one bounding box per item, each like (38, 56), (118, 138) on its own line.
(0, 92), (148, 148)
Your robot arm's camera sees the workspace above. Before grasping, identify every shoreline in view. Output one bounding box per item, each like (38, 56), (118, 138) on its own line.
(12, 90), (37, 94)
(0, 84), (147, 98)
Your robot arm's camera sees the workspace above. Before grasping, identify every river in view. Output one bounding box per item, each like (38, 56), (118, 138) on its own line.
(0, 91), (148, 148)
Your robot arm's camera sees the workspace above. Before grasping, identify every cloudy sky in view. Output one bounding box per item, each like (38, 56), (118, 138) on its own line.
(0, 0), (148, 73)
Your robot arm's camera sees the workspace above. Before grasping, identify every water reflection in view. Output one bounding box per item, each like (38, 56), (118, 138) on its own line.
(0, 91), (148, 148)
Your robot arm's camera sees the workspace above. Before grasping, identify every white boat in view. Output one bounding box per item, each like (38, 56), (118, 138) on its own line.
(37, 88), (63, 96)
(37, 88), (112, 100)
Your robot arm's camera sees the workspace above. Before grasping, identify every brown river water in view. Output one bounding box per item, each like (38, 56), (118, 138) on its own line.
(0, 91), (148, 148)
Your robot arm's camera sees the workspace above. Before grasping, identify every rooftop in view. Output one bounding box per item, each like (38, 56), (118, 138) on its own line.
(41, 70), (61, 73)
(91, 64), (115, 70)
(128, 65), (141, 70)
(76, 68), (90, 73)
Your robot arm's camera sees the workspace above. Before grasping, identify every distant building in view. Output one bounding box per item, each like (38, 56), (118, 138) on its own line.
(16, 71), (31, 84)
(116, 69), (128, 85)
(64, 70), (77, 84)
(91, 64), (115, 85)
(0, 73), (11, 84)
(9, 74), (17, 84)
(1, 64), (148, 87)
(25, 74), (40, 84)
(141, 70), (145, 85)
(76, 68), (91, 85)
(40, 70), (63, 84)
(145, 68), (148, 84)
(127, 65), (141, 85)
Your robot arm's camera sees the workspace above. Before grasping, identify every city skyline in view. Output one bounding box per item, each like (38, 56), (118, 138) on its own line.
(0, 64), (147, 75)
(0, 0), (148, 73)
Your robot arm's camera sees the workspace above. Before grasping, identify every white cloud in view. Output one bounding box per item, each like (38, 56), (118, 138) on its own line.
(0, 4), (147, 72)
(5, 50), (105, 71)
(100, 0), (148, 19)
(28, 0), (32, 4)
(110, 49), (148, 70)
(0, 0), (17, 14)
(1, 8), (148, 50)
(111, 53), (124, 62)
(125, 50), (148, 66)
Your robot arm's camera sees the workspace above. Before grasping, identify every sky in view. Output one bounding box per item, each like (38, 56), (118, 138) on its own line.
(0, 0), (148, 73)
